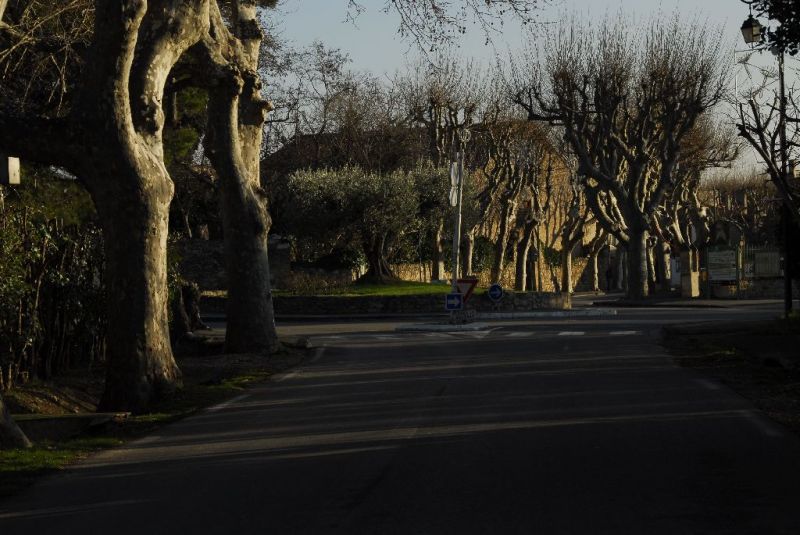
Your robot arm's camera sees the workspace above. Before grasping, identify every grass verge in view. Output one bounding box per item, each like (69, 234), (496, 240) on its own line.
(208, 281), (490, 298)
(663, 317), (800, 436)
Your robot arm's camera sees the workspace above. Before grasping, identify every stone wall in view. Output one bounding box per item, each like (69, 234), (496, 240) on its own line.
(201, 291), (570, 316)
(724, 278), (800, 299)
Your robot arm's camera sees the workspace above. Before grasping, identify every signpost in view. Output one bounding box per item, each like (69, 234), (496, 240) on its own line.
(455, 277), (478, 302)
(0, 155), (20, 186)
(445, 292), (463, 311)
(488, 283), (504, 303)
(708, 247), (738, 282)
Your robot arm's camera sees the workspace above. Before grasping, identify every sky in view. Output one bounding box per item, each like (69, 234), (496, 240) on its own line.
(271, 0), (754, 75)
(267, 0), (797, 173)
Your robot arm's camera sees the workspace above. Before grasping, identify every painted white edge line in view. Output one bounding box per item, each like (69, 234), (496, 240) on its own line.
(694, 378), (722, 391)
(740, 410), (784, 438)
(206, 393), (250, 413)
(311, 347), (325, 363)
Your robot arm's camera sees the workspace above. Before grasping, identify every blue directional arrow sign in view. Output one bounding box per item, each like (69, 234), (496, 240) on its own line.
(488, 283), (504, 303)
(445, 292), (464, 311)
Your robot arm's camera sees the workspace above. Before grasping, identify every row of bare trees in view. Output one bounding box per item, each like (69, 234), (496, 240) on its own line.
(507, 17), (735, 299)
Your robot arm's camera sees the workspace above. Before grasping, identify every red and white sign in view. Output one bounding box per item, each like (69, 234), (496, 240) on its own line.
(454, 278), (478, 303)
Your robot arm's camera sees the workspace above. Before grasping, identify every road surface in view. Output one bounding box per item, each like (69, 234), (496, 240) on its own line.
(1, 305), (799, 534)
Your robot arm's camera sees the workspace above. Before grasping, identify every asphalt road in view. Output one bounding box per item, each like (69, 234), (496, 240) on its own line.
(2, 305), (799, 534)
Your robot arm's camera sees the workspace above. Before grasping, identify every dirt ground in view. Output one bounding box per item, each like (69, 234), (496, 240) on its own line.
(663, 318), (800, 436)
(5, 335), (308, 417)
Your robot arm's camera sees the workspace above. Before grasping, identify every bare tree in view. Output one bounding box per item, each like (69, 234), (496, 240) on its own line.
(513, 153), (552, 291)
(398, 53), (481, 279)
(735, 54), (800, 226)
(509, 16), (729, 298)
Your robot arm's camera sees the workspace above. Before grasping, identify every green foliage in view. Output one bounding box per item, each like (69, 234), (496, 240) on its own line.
(164, 127), (201, 166)
(753, 0), (800, 55)
(285, 164), (424, 272)
(11, 165), (95, 225)
(0, 177), (105, 390)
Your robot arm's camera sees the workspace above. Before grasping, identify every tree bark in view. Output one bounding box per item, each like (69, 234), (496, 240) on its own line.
(626, 229), (650, 299)
(515, 232), (534, 291)
(491, 202), (515, 283)
(207, 82), (278, 353)
(656, 241), (672, 294)
(461, 230), (474, 276)
(590, 250), (600, 292)
(361, 236), (397, 282)
(202, 1), (278, 354)
(86, 0), (207, 411)
(2, 0), (211, 412)
(0, 393), (31, 449)
(94, 176), (181, 412)
(432, 220), (445, 280)
(561, 247), (574, 294)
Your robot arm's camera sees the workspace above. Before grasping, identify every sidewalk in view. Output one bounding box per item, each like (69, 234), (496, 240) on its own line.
(578, 292), (798, 310)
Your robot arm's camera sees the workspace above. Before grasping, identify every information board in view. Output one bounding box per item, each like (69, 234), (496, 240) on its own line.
(708, 248), (737, 281)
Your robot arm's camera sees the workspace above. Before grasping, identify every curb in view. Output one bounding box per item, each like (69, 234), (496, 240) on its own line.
(477, 309), (617, 320)
(395, 323), (491, 332)
(203, 309), (615, 323)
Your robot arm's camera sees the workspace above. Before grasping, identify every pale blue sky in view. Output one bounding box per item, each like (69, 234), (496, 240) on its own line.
(272, 0), (751, 74)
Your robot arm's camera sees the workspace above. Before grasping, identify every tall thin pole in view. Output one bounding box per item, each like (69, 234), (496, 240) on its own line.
(778, 52), (793, 318)
(451, 150), (464, 293)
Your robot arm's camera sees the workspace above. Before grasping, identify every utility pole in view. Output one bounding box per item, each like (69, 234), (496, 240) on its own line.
(450, 128), (471, 294)
(451, 149), (464, 293)
(778, 52), (793, 318)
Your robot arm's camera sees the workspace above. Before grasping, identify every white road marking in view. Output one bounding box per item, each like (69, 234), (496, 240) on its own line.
(465, 331), (491, 339)
(694, 378), (722, 391)
(740, 410), (784, 438)
(507, 332), (530, 337)
(310, 347), (325, 363)
(206, 393), (250, 413)
(276, 370), (300, 383)
(558, 331), (585, 336)
(610, 331), (641, 336)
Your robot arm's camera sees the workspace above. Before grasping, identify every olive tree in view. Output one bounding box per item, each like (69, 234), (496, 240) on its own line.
(285, 165), (427, 281)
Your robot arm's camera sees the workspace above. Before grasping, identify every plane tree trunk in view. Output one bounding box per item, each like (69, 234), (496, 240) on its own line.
(0, 0), (210, 412)
(626, 227), (650, 300)
(201, 1), (278, 354)
(0, 393), (31, 449)
(461, 229), (475, 276)
(432, 220), (445, 280)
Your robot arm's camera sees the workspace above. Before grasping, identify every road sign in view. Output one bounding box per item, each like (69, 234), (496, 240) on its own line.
(445, 292), (463, 311)
(488, 283), (504, 302)
(455, 277), (478, 302)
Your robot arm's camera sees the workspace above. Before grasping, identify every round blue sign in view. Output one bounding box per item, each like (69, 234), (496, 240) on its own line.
(488, 283), (504, 302)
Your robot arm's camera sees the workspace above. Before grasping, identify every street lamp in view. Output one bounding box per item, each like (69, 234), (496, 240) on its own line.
(740, 14), (763, 45)
(740, 1), (793, 317)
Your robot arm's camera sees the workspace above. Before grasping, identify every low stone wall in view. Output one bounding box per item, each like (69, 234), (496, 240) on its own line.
(201, 291), (570, 316)
(727, 278), (800, 299)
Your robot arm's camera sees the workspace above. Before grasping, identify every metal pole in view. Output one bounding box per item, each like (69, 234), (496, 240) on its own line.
(451, 150), (464, 293)
(778, 52), (793, 318)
